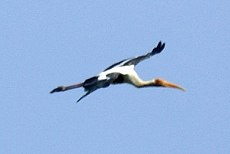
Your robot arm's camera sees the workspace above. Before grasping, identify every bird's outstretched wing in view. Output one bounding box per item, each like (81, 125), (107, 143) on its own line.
(103, 41), (165, 71)
(123, 41), (165, 66)
(77, 73), (121, 102)
(103, 59), (129, 71)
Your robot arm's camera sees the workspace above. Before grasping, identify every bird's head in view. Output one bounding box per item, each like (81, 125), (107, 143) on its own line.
(153, 78), (185, 91)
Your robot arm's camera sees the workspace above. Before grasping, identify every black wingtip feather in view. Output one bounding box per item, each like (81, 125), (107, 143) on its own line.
(157, 41), (165, 51)
(151, 41), (165, 55)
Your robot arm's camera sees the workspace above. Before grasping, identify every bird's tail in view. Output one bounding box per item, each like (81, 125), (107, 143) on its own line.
(50, 82), (83, 93)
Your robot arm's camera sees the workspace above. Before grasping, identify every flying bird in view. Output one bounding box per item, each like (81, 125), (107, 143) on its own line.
(50, 41), (185, 102)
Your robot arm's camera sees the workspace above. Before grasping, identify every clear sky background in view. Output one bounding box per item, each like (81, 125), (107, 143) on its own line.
(1, 1), (230, 154)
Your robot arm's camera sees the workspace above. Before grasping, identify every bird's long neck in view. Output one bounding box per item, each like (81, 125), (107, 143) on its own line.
(133, 79), (155, 88)
(130, 76), (185, 91)
(126, 74), (155, 88)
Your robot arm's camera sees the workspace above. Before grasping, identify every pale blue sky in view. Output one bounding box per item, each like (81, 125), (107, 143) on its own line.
(1, 1), (230, 153)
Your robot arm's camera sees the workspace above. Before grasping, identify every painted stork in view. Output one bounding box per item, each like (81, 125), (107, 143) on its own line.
(50, 41), (185, 102)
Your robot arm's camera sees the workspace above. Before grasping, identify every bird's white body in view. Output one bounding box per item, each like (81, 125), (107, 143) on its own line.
(98, 65), (135, 80)
(98, 64), (146, 88)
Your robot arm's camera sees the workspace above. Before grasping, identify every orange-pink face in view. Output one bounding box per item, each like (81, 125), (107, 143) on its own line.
(154, 78), (185, 91)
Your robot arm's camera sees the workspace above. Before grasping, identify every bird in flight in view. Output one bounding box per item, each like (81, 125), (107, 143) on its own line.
(50, 41), (185, 102)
